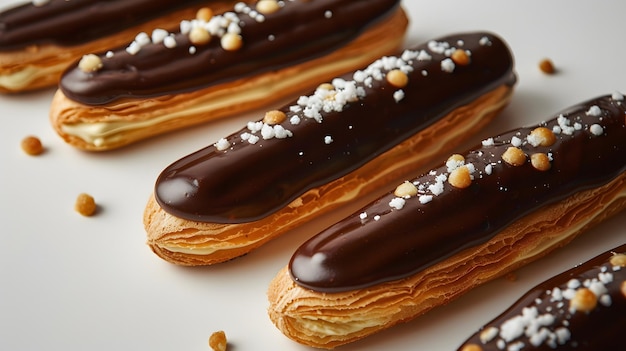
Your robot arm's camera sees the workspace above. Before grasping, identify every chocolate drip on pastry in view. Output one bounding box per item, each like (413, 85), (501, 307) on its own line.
(57, 0), (401, 105)
(154, 32), (516, 223)
(289, 93), (626, 292)
(0, 0), (208, 50)
(457, 244), (626, 350)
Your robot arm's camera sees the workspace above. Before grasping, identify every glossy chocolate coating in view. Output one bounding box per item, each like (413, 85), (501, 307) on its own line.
(0, 0), (207, 50)
(58, 0), (400, 105)
(289, 94), (626, 292)
(154, 32), (516, 223)
(457, 244), (626, 350)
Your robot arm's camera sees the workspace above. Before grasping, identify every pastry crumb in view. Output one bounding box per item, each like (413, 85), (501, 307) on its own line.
(538, 58), (556, 74)
(504, 272), (517, 282)
(21, 135), (44, 155)
(75, 193), (97, 216)
(208, 330), (227, 351)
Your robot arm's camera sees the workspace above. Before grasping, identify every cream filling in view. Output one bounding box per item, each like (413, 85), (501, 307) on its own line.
(60, 93), (243, 148)
(0, 65), (59, 90)
(158, 242), (236, 256)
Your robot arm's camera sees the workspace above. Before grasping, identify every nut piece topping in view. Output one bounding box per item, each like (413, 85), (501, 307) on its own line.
(256, 0), (280, 14)
(386, 69), (409, 88)
(78, 54), (103, 73)
(449, 166), (472, 188)
(263, 110), (287, 125)
(394, 181), (418, 198)
(189, 27), (211, 45)
(502, 147), (527, 166)
(569, 287), (597, 313)
(451, 49), (470, 66)
(317, 82), (335, 91)
(529, 127), (556, 147)
(75, 193), (97, 216)
(208, 330), (227, 351)
(196, 7), (214, 21)
(447, 153), (465, 163)
(530, 153), (551, 171)
(21, 135), (44, 155)
(539, 58), (556, 74)
(221, 33), (243, 51)
(610, 253), (626, 267)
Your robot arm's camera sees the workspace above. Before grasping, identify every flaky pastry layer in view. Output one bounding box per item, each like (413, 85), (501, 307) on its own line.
(144, 84), (514, 266)
(0, 3), (232, 93)
(49, 7), (409, 151)
(266, 173), (626, 349)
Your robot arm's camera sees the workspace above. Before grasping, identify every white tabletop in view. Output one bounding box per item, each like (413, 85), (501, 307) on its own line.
(1, 1), (624, 350)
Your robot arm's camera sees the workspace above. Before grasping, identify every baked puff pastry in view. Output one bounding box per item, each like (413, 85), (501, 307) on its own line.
(49, 0), (409, 150)
(0, 0), (231, 92)
(143, 32), (517, 266)
(267, 93), (626, 348)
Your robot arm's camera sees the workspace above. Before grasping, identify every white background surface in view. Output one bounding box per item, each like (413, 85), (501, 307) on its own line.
(1, 1), (624, 350)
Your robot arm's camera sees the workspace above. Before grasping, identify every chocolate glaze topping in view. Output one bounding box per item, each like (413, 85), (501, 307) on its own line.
(289, 93), (626, 292)
(154, 32), (516, 223)
(57, 0), (401, 105)
(457, 244), (626, 350)
(0, 0), (208, 50)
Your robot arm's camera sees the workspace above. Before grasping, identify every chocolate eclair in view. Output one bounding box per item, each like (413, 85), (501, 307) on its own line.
(0, 0), (228, 92)
(49, 0), (409, 150)
(144, 31), (516, 265)
(457, 243), (626, 351)
(267, 93), (626, 348)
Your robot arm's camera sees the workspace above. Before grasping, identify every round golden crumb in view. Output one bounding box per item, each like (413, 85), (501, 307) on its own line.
(256, 0), (281, 14)
(501, 146), (526, 166)
(530, 153), (551, 171)
(451, 49), (470, 66)
(78, 54), (103, 73)
(386, 69), (409, 87)
(570, 288), (597, 313)
(221, 33), (242, 51)
(21, 135), (44, 155)
(196, 7), (213, 21)
(208, 330), (227, 351)
(75, 193), (97, 216)
(539, 58), (556, 74)
(449, 166), (472, 188)
(189, 27), (211, 45)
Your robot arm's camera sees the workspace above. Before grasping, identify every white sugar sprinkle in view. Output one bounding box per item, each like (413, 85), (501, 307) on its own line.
(163, 35), (177, 48)
(389, 197), (406, 210)
(125, 41), (141, 55)
(393, 90), (405, 102)
(152, 28), (169, 44)
(589, 123), (604, 136)
(612, 91), (624, 101)
(214, 138), (231, 151)
(441, 58), (455, 73)
(419, 195), (433, 204)
(482, 137), (495, 146)
(585, 105), (602, 117)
